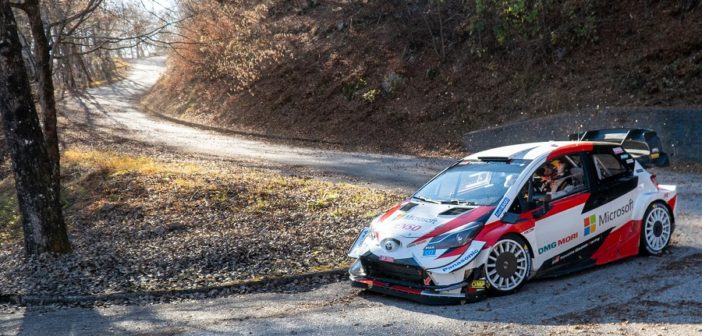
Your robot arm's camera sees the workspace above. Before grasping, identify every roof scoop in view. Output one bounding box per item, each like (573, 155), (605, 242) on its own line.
(400, 202), (418, 212)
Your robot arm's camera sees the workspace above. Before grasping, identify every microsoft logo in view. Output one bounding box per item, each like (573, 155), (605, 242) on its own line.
(583, 214), (597, 236)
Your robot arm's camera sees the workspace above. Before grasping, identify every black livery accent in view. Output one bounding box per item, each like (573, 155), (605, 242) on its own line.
(360, 255), (426, 288)
(582, 176), (638, 213)
(535, 228), (612, 278)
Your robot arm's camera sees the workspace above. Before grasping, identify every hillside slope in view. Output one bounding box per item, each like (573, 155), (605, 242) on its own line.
(142, 0), (702, 156)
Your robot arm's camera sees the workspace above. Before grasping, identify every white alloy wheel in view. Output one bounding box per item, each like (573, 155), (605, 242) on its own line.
(485, 238), (531, 293)
(642, 204), (672, 254)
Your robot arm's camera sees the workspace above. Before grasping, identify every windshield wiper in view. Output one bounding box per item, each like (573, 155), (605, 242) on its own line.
(440, 199), (477, 206)
(412, 196), (440, 204)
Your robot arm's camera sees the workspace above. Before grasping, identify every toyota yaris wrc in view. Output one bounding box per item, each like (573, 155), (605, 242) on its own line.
(348, 141), (677, 304)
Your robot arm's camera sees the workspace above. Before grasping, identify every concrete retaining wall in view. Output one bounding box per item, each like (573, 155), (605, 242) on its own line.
(463, 108), (702, 163)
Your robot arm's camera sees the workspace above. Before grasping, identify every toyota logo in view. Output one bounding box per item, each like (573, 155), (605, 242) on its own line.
(381, 238), (401, 252)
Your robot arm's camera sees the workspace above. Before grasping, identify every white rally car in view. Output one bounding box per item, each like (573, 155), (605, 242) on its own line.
(348, 141), (677, 304)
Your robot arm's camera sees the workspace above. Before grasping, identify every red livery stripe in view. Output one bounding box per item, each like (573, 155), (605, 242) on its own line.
(410, 206), (495, 246)
(591, 219), (642, 265)
(547, 142), (594, 160)
(668, 195), (677, 213)
(437, 243), (470, 259)
(537, 192), (590, 221)
(380, 202), (404, 222)
(357, 279), (422, 295)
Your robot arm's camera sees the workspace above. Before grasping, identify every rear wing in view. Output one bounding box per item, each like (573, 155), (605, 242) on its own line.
(568, 128), (670, 167)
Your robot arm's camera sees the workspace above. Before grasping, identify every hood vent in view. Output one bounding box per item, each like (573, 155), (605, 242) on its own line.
(439, 207), (472, 216)
(400, 202), (418, 212)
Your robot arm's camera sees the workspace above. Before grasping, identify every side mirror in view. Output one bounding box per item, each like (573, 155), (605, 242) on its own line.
(501, 212), (521, 224)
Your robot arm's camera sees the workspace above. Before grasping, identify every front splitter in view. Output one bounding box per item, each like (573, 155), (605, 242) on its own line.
(351, 279), (486, 305)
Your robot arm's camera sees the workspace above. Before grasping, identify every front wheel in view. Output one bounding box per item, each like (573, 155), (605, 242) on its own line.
(484, 237), (531, 295)
(640, 202), (673, 255)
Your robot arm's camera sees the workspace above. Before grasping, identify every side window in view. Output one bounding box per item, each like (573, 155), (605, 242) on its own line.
(511, 153), (589, 213)
(532, 154), (588, 200)
(592, 153), (628, 181)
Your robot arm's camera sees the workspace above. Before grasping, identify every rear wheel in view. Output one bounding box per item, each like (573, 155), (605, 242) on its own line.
(640, 202), (673, 255)
(484, 236), (531, 295)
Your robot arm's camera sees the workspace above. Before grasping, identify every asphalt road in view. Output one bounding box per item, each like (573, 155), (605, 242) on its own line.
(1, 59), (701, 336)
(57, 57), (451, 191)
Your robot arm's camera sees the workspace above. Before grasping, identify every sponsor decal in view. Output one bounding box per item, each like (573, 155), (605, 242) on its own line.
(626, 159), (634, 164)
(394, 223), (422, 232)
(552, 235), (602, 263)
(379, 256), (395, 263)
(394, 213), (438, 225)
(423, 246), (436, 256)
(440, 247), (481, 273)
(470, 279), (486, 289)
(583, 214), (597, 236)
(522, 227), (535, 235)
(494, 197), (510, 218)
(538, 232), (578, 254)
(613, 147), (624, 154)
(600, 199), (634, 224)
(584, 199), (634, 236)
(620, 154), (630, 159)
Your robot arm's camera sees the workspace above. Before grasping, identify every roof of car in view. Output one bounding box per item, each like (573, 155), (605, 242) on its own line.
(463, 141), (615, 161)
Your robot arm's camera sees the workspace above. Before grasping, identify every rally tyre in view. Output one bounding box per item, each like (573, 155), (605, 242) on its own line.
(484, 236), (532, 295)
(640, 202), (673, 255)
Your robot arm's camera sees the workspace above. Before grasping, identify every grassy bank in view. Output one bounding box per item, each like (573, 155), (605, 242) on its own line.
(0, 148), (402, 296)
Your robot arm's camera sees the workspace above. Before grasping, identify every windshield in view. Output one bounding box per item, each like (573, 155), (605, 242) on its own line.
(413, 160), (529, 206)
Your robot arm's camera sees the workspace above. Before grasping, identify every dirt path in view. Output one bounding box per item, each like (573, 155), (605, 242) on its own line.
(58, 57), (451, 191)
(1, 59), (701, 336)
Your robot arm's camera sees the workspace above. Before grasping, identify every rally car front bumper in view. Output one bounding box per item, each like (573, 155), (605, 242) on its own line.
(349, 256), (488, 305)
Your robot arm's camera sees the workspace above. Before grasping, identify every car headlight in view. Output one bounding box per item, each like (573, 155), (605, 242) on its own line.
(425, 222), (483, 250)
(349, 259), (366, 277)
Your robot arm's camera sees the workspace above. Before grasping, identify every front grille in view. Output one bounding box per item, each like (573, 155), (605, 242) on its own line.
(361, 257), (426, 288)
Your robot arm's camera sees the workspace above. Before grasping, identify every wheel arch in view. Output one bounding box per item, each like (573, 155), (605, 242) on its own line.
(476, 221), (536, 259)
(499, 232), (535, 259)
(650, 199), (675, 227)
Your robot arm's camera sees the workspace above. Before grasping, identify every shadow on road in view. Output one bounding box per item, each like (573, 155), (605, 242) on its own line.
(359, 244), (702, 326)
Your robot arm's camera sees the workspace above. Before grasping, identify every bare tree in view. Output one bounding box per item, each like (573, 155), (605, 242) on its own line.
(1, 0), (71, 255)
(1, 0), (187, 256)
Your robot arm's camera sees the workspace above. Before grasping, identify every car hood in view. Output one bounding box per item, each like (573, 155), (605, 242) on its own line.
(362, 201), (495, 271)
(372, 201), (493, 240)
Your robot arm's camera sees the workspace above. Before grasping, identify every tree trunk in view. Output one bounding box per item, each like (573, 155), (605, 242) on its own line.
(0, 0), (71, 255)
(23, 1), (62, 207)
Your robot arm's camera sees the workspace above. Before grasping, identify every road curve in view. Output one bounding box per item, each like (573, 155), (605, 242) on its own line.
(59, 57), (452, 191)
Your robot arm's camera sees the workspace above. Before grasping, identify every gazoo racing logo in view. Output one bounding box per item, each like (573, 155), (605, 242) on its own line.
(584, 199), (634, 236)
